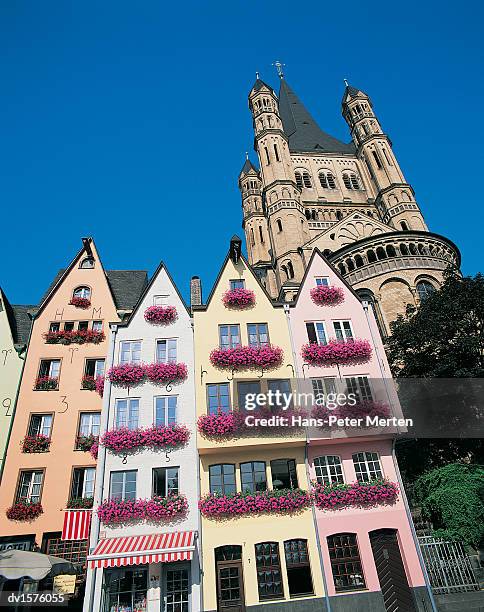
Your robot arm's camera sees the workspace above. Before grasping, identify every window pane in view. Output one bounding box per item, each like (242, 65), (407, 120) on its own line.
(327, 533), (366, 592)
(271, 459), (298, 490)
(352, 452), (383, 482)
(314, 456), (344, 485)
(315, 323), (327, 345)
(237, 381), (261, 411)
(207, 383), (230, 415)
(115, 400), (128, 428)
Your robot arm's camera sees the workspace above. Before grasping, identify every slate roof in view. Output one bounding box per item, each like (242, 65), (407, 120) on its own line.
(10, 305), (35, 344)
(251, 78), (275, 95)
(278, 79), (355, 154)
(342, 84), (369, 103)
(239, 158), (259, 176)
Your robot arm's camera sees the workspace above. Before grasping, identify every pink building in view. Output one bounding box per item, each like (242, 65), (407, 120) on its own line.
(288, 249), (432, 612)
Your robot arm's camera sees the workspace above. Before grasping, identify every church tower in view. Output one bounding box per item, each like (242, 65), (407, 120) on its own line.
(342, 83), (427, 232)
(240, 69), (460, 334)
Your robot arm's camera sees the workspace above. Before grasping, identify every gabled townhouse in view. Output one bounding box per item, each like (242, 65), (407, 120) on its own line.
(0, 238), (147, 603)
(287, 248), (432, 611)
(84, 262), (201, 612)
(0, 289), (32, 475)
(192, 236), (326, 612)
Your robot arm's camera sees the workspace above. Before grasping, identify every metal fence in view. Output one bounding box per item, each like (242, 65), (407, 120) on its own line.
(418, 535), (480, 594)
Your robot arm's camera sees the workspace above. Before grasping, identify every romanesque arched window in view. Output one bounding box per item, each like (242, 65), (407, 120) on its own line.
(73, 286), (91, 300)
(295, 172), (303, 190)
(342, 172), (361, 190)
(416, 280), (436, 301)
(302, 172), (312, 188)
(319, 171), (336, 189)
(276, 219), (283, 232)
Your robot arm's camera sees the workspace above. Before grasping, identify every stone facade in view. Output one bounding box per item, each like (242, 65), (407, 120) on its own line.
(239, 75), (460, 335)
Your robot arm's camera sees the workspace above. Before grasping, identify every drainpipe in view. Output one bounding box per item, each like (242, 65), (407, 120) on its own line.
(284, 304), (332, 612)
(391, 440), (438, 612)
(84, 323), (118, 612)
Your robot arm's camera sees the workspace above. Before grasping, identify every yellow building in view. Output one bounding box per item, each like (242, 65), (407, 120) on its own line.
(0, 289), (32, 476)
(192, 236), (325, 612)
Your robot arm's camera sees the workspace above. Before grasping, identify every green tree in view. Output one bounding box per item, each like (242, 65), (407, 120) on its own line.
(413, 463), (484, 547)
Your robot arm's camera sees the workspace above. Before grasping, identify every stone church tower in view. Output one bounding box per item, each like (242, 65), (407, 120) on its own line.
(239, 70), (460, 335)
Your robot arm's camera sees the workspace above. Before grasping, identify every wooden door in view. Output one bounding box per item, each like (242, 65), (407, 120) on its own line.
(370, 529), (416, 612)
(216, 560), (245, 612)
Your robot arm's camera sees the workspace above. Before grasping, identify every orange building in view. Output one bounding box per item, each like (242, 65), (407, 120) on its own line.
(0, 238), (147, 600)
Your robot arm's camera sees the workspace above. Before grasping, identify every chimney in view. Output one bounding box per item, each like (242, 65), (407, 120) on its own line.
(190, 276), (202, 307)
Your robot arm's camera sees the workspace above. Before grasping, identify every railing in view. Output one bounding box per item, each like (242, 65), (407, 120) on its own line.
(418, 535), (479, 594)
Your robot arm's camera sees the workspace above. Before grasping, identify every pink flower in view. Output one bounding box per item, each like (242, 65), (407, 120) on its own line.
(222, 288), (256, 309)
(97, 495), (187, 524)
(90, 441), (99, 460)
(210, 345), (283, 370)
(302, 339), (372, 366)
(144, 305), (177, 325)
(21, 434), (51, 453)
(69, 296), (91, 309)
(101, 425), (189, 453)
(310, 285), (344, 306)
(95, 375), (104, 397)
(199, 489), (310, 518)
(44, 329), (104, 345)
(197, 412), (241, 437)
(6, 501), (43, 521)
(145, 362), (188, 384)
(34, 376), (58, 391)
(312, 479), (398, 510)
(107, 363), (146, 387)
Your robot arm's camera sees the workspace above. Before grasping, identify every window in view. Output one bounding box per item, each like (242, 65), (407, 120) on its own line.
(73, 286), (91, 299)
(38, 359), (60, 379)
(237, 381), (261, 411)
(240, 462), (267, 493)
(345, 376), (372, 402)
(295, 172), (303, 190)
(103, 567), (148, 612)
(165, 568), (190, 612)
(259, 226), (264, 243)
(417, 280), (436, 301)
(156, 339), (177, 363)
(302, 172), (312, 188)
(333, 321), (353, 341)
(64, 322), (75, 332)
(247, 323), (269, 348)
(372, 150), (383, 169)
(79, 258), (94, 269)
(229, 279), (245, 290)
(78, 321), (89, 331)
(314, 456), (344, 485)
(84, 358), (105, 379)
(319, 172), (336, 189)
(209, 464), (236, 495)
(382, 149), (393, 166)
(49, 322), (60, 332)
(315, 277), (329, 287)
(78, 412), (100, 438)
(115, 399), (139, 430)
(219, 325), (240, 349)
(152, 467), (179, 497)
(28, 414), (53, 438)
(207, 383), (230, 415)
(109, 470), (137, 501)
(273, 143), (280, 162)
(92, 320), (103, 332)
(400, 221), (409, 231)
(287, 261), (294, 279)
(153, 294), (169, 306)
(306, 322), (327, 345)
(16, 470), (44, 503)
(155, 396), (177, 426)
(71, 467), (96, 499)
(267, 380), (292, 408)
(276, 219), (283, 232)
(284, 540), (313, 596)
(311, 378), (337, 401)
(352, 451), (383, 482)
(120, 341), (141, 365)
(264, 147), (270, 165)
(327, 533), (366, 592)
(270, 459), (298, 490)
(255, 542), (284, 600)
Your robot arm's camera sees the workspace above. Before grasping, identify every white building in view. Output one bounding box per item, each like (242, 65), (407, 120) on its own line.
(84, 262), (201, 612)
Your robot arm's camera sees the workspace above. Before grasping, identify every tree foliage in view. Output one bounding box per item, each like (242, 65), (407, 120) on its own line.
(413, 463), (484, 547)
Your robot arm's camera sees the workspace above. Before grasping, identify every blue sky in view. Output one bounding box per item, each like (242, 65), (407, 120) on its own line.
(1, 0), (483, 305)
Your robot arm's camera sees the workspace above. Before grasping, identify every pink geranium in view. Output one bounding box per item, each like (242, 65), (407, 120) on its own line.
(210, 345), (283, 370)
(310, 285), (344, 306)
(101, 425), (189, 453)
(97, 495), (188, 524)
(95, 375), (104, 397)
(69, 296), (91, 309)
(199, 489), (310, 518)
(338, 400), (391, 420)
(144, 305), (177, 325)
(313, 479), (399, 510)
(90, 441), (99, 460)
(21, 434), (51, 453)
(197, 412), (241, 437)
(302, 339), (372, 366)
(222, 288), (256, 309)
(107, 363), (146, 387)
(44, 329), (104, 345)
(6, 501), (43, 521)
(145, 362), (188, 384)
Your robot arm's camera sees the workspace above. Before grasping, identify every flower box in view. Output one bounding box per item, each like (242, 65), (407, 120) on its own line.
(198, 408), (307, 438)
(301, 339), (372, 366)
(222, 288), (256, 309)
(67, 497), (94, 509)
(34, 376), (58, 391)
(197, 412), (241, 437)
(101, 425), (189, 453)
(210, 345), (283, 370)
(21, 434), (51, 453)
(107, 364), (146, 387)
(76, 433), (99, 452)
(144, 305), (177, 325)
(312, 400), (390, 425)
(313, 479), (399, 510)
(69, 297), (91, 309)
(145, 362), (188, 384)
(199, 488), (310, 518)
(97, 495), (188, 524)
(310, 285), (344, 306)
(44, 329), (105, 345)
(6, 501), (43, 521)
(81, 375), (96, 390)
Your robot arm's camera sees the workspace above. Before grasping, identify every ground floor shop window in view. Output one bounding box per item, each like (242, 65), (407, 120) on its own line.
(283, 539), (313, 597)
(327, 533), (366, 592)
(103, 566), (148, 612)
(165, 567), (189, 612)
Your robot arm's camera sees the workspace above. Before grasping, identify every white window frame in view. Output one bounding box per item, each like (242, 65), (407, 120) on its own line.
(332, 320), (354, 341)
(156, 338), (177, 363)
(29, 414), (53, 438)
(92, 320), (103, 332)
(78, 412), (101, 437)
(152, 466), (179, 497)
(73, 467), (96, 498)
(119, 340), (142, 365)
(153, 295), (169, 306)
(344, 376), (373, 402)
(352, 451), (383, 482)
(314, 456), (345, 485)
(109, 470), (137, 501)
(114, 398), (140, 430)
(307, 321), (328, 346)
(311, 377), (337, 398)
(154, 396), (178, 426)
(17, 470), (44, 503)
(73, 286), (91, 299)
(315, 277), (329, 287)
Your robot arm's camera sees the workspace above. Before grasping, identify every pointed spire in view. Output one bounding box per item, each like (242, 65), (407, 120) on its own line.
(239, 156), (259, 177)
(278, 79), (354, 154)
(341, 81), (370, 104)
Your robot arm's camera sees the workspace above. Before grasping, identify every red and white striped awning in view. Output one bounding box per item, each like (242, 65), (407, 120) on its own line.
(62, 510), (92, 541)
(88, 531), (196, 568)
